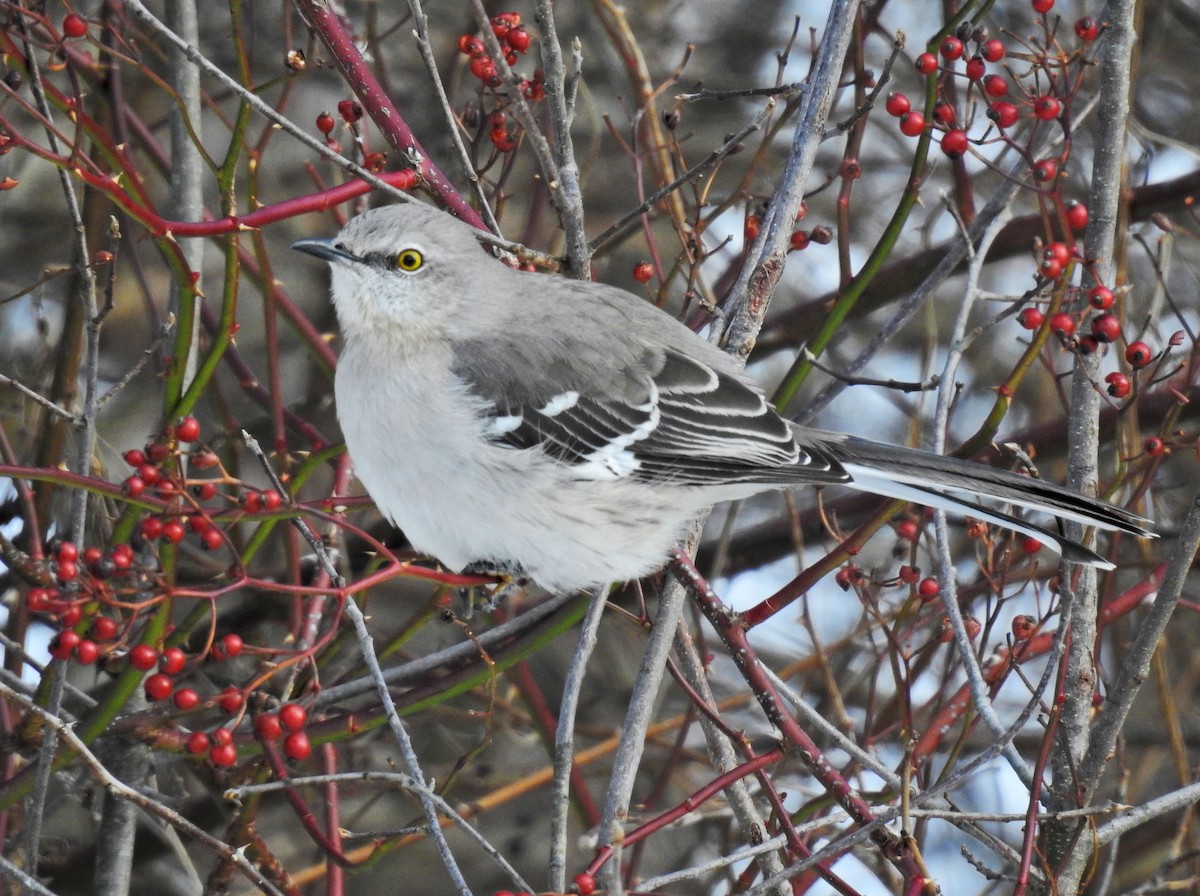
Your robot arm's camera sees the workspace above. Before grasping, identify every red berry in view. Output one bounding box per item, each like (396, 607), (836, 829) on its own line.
(1077, 335), (1100, 355)
(130, 643), (159, 670)
(136, 463), (159, 485)
(186, 731), (211, 755)
(789, 231), (810, 252)
(27, 588), (55, 613)
(111, 543), (134, 570)
(123, 448), (146, 467)
(200, 528), (223, 551)
(506, 25), (531, 53)
(457, 34), (483, 55)
(939, 36), (964, 61)
(192, 450), (220, 470)
(469, 56), (496, 83)
(1017, 307), (1045, 330)
(218, 687), (244, 714)
(173, 688), (200, 710)
(241, 490), (262, 513)
(140, 516), (164, 541)
(1034, 159), (1059, 183)
(632, 262), (653, 283)
(1105, 372), (1131, 398)
(314, 113), (335, 140)
(283, 731), (312, 761)
(982, 74), (1008, 98)
(1125, 341), (1153, 369)
(56, 541), (78, 563)
(162, 519), (186, 544)
(932, 99), (956, 125)
(965, 56), (986, 81)
(74, 639), (99, 664)
(1044, 242), (1071, 266)
(1143, 436), (1165, 456)
(1091, 313), (1121, 343)
(161, 647), (187, 675)
(1066, 201), (1089, 231)
(964, 616), (982, 639)
(194, 482), (218, 501)
(279, 703), (307, 732)
(490, 128), (516, 152)
(210, 727), (232, 747)
(1049, 313), (1076, 337)
(49, 630), (82, 661)
(1033, 96), (1061, 121)
(898, 565), (920, 584)
(56, 559), (78, 583)
(1011, 614), (1035, 640)
(220, 633), (244, 660)
(91, 616), (118, 641)
(1021, 536), (1042, 556)
(743, 214), (761, 242)
(209, 743), (238, 767)
(60, 606), (82, 628)
(574, 873), (597, 896)
(144, 672), (173, 701)
(981, 39), (1006, 63)
(917, 577), (941, 601)
(255, 714), (283, 741)
(988, 101), (1019, 129)
(1040, 258), (1063, 280)
(1074, 17), (1100, 42)
(1032, 0), (1054, 13)
(337, 100), (362, 123)
(62, 13), (88, 38)
(895, 519), (920, 541)
(1088, 286), (1114, 309)
(899, 111), (926, 137)
(914, 52), (938, 75)
(885, 92), (910, 117)
(146, 441), (170, 462)
(940, 130), (968, 158)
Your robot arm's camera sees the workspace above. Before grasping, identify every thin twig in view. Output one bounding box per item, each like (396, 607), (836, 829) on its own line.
(0, 680), (289, 896)
(589, 99), (776, 253)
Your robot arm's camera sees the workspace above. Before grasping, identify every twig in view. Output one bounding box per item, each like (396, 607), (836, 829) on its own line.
(0, 680), (289, 896)
(588, 100), (776, 253)
(405, 0), (501, 234)
(678, 82), (803, 102)
(242, 430), (473, 895)
(720, 0), (861, 359)
(549, 586), (609, 892)
(800, 348), (940, 393)
(123, 1), (415, 208)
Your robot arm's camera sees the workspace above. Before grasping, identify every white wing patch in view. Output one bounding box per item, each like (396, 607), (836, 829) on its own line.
(540, 390), (580, 417)
(572, 383), (661, 480)
(486, 413), (524, 437)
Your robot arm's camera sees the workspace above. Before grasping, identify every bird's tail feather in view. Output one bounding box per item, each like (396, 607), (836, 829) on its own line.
(796, 431), (1155, 568)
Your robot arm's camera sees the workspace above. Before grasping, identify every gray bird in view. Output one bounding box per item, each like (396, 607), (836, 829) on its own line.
(292, 202), (1153, 592)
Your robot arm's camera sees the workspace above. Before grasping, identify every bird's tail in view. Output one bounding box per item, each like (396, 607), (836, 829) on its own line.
(795, 429), (1155, 569)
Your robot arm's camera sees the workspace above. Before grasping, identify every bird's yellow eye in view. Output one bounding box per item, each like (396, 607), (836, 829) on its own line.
(395, 249), (423, 272)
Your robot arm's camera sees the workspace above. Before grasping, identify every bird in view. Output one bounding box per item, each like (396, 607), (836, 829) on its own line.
(292, 202), (1153, 593)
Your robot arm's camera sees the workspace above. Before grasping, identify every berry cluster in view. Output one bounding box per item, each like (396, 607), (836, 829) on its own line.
(743, 203), (831, 254)
(457, 13), (544, 154)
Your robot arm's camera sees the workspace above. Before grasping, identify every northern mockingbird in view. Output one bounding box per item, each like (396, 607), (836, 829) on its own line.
(293, 202), (1152, 592)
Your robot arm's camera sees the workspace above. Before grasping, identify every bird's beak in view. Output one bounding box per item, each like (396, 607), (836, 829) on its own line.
(290, 237), (359, 264)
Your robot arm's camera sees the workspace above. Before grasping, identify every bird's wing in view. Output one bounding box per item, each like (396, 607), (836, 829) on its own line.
(452, 340), (849, 487)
